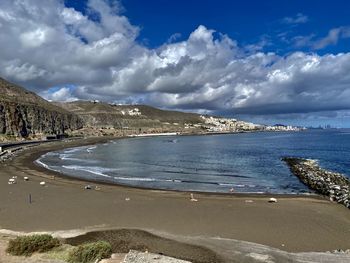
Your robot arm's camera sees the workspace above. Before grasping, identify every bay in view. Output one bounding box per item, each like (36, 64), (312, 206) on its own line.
(36, 129), (350, 194)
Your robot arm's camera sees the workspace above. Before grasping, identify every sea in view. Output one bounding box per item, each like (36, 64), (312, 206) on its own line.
(36, 129), (350, 194)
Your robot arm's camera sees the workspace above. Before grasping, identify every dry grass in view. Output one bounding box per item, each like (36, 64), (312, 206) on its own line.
(6, 234), (60, 256)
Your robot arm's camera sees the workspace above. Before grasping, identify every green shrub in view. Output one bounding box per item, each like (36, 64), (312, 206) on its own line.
(67, 241), (112, 263)
(6, 234), (60, 256)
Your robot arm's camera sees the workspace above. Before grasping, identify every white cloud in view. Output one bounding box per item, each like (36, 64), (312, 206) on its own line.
(293, 26), (350, 50)
(0, 0), (350, 119)
(313, 28), (341, 49)
(20, 28), (50, 48)
(283, 13), (309, 25)
(41, 86), (78, 102)
(167, 33), (182, 43)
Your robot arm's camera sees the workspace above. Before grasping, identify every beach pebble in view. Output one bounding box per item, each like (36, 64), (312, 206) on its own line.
(24, 177), (29, 181)
(40, 181), (46, 186)
(268, 197), (277, 203)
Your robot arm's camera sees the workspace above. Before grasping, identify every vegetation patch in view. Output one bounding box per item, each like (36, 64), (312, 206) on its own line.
(44, 244), (75, 262)
(67, 241), (112, 263)
(6, 234), (60, 256)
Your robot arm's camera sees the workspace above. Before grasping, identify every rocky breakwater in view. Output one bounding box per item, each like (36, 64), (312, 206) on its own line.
(283, 157), (350, 209)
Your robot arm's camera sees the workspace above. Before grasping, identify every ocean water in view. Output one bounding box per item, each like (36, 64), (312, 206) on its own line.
(36, 129), (350, 194)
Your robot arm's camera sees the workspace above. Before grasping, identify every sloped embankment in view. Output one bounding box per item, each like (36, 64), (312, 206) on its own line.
(65, 229), (224, 263)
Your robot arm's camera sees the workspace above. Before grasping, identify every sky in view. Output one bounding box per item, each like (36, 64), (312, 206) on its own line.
(0, 0), (350, 127)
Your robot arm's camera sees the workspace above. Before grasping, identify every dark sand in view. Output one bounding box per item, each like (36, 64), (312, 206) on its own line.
(0, 137), (349, 254)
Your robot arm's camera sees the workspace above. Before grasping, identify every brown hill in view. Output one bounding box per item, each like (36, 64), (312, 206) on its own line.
(0, 78), (83, 139)
(55, 101), (203, 130)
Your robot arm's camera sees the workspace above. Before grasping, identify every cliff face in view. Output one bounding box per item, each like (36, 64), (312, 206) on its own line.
(0, 102), (83, 137)
(0, 78), (83, 138)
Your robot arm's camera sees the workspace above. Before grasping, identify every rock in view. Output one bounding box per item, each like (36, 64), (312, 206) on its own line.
(331, 185), (341, 190)
(123, 250), (190, 263)
(268, 198), (277, 203)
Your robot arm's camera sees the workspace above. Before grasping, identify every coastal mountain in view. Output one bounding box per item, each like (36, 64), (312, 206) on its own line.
(0, 78), (83, 140)
(0, 77), (206, 140)
(55, 101), (278, 137)
(0, 77), (297, 140)
(55, 101), (205, 136)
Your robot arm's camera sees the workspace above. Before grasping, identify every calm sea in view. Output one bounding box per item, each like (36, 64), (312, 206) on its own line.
(36, 129), (350, 194)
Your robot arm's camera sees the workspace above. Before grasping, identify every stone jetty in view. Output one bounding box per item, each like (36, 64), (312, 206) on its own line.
(283, 157), (350, 209)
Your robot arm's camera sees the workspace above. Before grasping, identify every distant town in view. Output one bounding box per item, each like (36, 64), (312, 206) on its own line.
(198, 115), (305, 133)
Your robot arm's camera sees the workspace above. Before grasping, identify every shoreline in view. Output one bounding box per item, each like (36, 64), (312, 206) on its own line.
(31, 135), (316, 196)
(0, 136), (350, 254)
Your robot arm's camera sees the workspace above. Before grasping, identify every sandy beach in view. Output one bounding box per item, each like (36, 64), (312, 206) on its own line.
(0, 137), (350, 257)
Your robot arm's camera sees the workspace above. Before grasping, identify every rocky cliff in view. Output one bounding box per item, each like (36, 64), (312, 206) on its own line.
(0, 78), (83, 139)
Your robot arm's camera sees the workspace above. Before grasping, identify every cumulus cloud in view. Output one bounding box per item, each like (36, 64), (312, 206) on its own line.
(40, 86), (78, 102)
(0, 0), (350, 121)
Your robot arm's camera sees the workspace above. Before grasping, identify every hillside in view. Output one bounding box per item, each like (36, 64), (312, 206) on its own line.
(0, 78), (83, 140)
(0, 77), (283, 141)
(55, 101), (205, 136)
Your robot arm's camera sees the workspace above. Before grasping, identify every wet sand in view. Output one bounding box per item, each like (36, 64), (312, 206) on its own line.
(0, 137), (349, 253)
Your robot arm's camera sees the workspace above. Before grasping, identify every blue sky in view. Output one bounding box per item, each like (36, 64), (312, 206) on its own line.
(65, 0), (350, 54)
(129, 0), (350, 54)
(1, 0), (350, 127)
